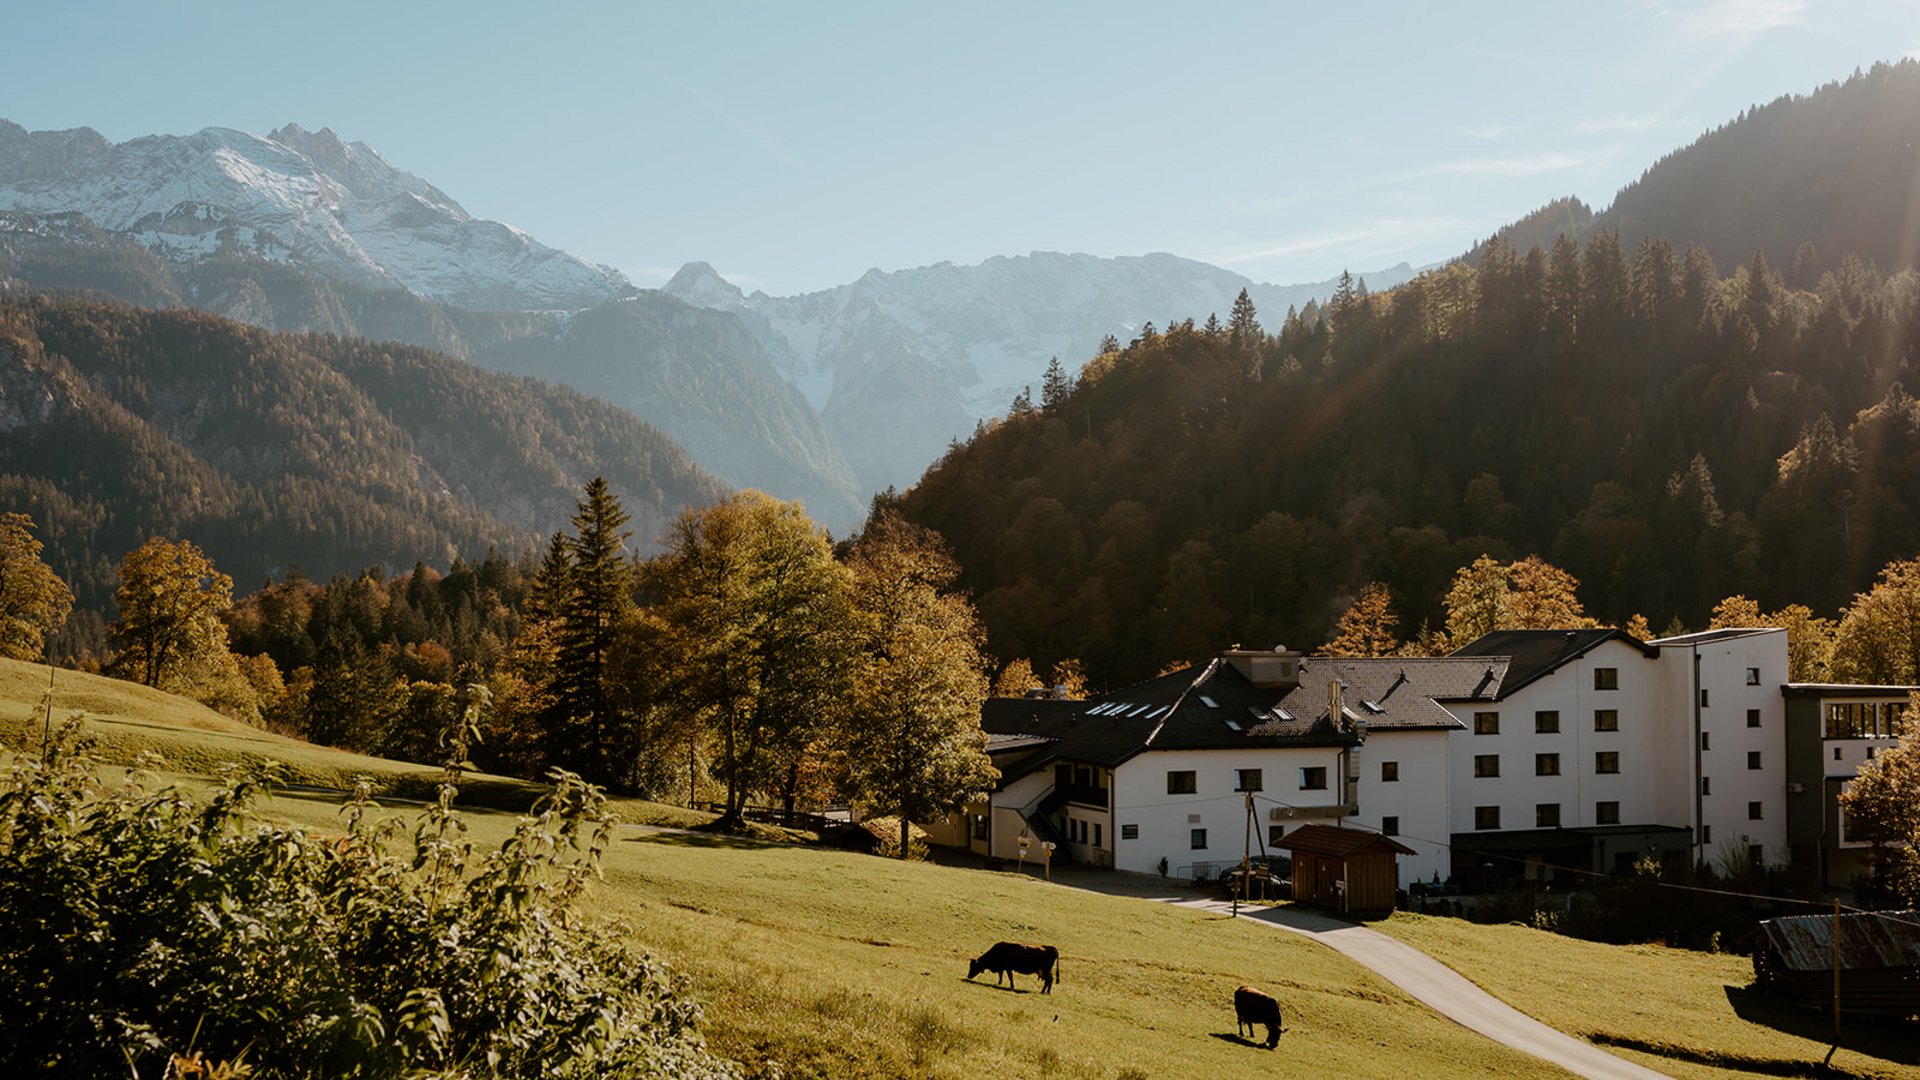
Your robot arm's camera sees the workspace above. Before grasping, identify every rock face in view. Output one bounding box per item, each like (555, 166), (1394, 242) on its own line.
(662, 251), (1416, 493)
(0, 120), (629, 311)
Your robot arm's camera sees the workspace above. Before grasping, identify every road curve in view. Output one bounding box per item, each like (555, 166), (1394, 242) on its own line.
(1173, 898), (1671, 1080)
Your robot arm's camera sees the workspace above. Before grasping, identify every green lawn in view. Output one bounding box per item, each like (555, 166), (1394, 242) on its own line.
(1380, 913), (1920, 1079)
(21, 657), (1915, 1078)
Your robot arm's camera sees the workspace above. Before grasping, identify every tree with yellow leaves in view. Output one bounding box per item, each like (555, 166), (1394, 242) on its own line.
(0, 513), (72, 662)
(1323, 582), (1401, 657)
(1443, 554), (1593, 647)
(1831, 557), (1920, 684)
(1836, 694), (1920, 905)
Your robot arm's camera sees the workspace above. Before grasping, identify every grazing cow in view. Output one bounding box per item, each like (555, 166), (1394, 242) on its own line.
(966, 941), (1060, 993)
(1234, 984), (1283, 1048)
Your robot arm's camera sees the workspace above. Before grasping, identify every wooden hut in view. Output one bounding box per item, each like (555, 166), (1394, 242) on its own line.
(1754, 910), (1920, 1018)
(1275, 824), (1415, 914)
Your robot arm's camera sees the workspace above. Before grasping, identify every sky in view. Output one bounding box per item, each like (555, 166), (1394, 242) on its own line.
(8, 1), (1920, 295)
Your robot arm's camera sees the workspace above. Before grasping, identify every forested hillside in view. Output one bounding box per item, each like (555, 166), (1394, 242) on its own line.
(0, 220), (866, 527)
(898, 236), (1920, 685)
(0, 293), (725, 643)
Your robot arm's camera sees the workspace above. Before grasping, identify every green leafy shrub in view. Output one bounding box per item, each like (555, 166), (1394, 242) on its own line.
(0, 719), (740, 1079)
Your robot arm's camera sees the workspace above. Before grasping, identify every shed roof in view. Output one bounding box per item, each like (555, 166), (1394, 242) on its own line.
(1758, 911), (1920, 973)
(1272, 823), (1415, 857)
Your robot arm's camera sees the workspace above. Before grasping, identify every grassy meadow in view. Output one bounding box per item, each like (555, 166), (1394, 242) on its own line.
(10, 656), (1918, 1078)
(1381, 914), (1920, 1080)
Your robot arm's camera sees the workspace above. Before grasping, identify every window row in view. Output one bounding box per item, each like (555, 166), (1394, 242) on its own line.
(1166, 767), (1326, 794)
(1062, 818), (1104, 846)
(1475, 709), (1620, 734)
(1473, 752), (1619, 777)
(1474, 800), (1621, 830)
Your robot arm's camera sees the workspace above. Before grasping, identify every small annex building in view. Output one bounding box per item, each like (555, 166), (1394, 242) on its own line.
(1754, 910), (1920, 1018)
(1274, 822), (1415, 913)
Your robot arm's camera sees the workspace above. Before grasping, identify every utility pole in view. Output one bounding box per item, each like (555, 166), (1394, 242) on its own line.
(1234, 790), (1254, 917)
(1824, 899), (1841, 1068)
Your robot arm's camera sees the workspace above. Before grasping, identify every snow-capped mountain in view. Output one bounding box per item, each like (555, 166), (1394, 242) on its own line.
(0, 120), (629, 311)
(662, 253), (1416, 494)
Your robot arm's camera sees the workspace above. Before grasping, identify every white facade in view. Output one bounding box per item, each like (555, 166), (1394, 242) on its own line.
(1108, 746), (1348, 878)
(971, 629), (1805, 890)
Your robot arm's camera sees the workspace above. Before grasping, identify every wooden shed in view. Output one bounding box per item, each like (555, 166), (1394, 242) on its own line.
(1754, 910), (1920, 1018)
(1275, 824), (1415, 914)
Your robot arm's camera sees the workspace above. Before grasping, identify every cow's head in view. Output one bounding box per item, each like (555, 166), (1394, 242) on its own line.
(966, 956), (985, 980)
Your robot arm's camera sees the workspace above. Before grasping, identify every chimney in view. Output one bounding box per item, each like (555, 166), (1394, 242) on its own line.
(1222, 645), (1303, 689)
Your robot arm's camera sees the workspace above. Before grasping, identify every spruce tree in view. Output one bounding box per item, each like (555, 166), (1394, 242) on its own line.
(1039, 356), (1073, 412)
(548, 478), (633, 784)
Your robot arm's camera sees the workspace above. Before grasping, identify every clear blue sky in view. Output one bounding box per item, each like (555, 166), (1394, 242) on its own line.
(9, 1), (1917, 294)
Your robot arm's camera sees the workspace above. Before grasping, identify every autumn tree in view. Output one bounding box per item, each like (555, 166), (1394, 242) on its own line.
(1835, 694), (1920, 905)
(1444, 554), (1592, 647)
(993, 658), (1041, 698)
(646, 491), (853, 828)
(1323, 582), (1401, 657)
(842, 512), (996, 859)
(1831, 556), (1920, 684)
(1047, 658), (1090, 700)
(108, 537), (254, 717)
(1708, 595), (1763, 628)
(0, 513), (73, 661)
(1770, 604), (1837, 682)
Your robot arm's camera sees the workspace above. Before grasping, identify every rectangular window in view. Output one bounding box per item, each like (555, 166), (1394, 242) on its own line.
(1093, 823), (1102, 847)
(1747, 751), (1762, 770)
(1536, 803), (1561, 828)
(1299, 766), (1328, 790)
(1747, 801), (1762, 821)
(1595, 751), (1620, 774)
(1746, 667), (1761, 685)
(1701, 776), (1711, 796)
(1701, 732), (1711, 751)
(1474, 805), (1501, 830)
(1473, 754), (1501, 778)
(1595, 709), (1619, 732)
(1474, 711), (1500, 735)
(1380, 760), (1399, 782)
(1747, 708), (1761, 728)
(1700, 688), (1710, 708)
(1535, 710), (1560, 733)
(1190, 828), (1208, 850)
(1535, 753), (1560, 776)
(1381, 816), (1399, 836)
(1121, 823), (1138, 840)
(1167, 770), (1197, 795)
(1595, 667), (1619, 690)
(1234, 768), (1263, 792)
(1834, 746), (1843, 761)
(1749, 843), (1765, 865)
(1703, 824), (1712, 844)
(1596, 800), (1620, 825)
(1268, 825), (1286, 845)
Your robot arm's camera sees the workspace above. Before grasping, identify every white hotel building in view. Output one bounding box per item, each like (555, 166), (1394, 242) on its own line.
(945, 627), (1865, 891)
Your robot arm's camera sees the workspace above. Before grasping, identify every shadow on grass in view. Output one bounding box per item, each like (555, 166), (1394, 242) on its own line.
(1207, 1032), (1278, 1050)
(624, 828), (793, 851)
(1708, 984), (1920, 1070)
(961, 977), (1039, 994)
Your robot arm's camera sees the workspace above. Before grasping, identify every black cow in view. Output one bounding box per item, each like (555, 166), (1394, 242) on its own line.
(966, 941), (1060, 993)
(1234, 984), (1283, 1048)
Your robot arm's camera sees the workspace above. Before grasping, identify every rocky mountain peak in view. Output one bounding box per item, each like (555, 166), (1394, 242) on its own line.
(661, 261), (745, 309)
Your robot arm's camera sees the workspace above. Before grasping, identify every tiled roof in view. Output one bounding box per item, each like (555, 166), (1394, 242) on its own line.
(1272, 822), (1416, 857)
(1269, 656), (1509, 732)
(978, 658), (1353, 769)
(1450, 629), (1655, 698)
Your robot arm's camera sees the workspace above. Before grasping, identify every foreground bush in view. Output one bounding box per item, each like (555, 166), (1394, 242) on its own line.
(0, 721), (740, 1079)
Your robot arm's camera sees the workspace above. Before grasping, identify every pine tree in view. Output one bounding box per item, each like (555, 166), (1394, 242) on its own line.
(1228, 288), (1261, 350)
(547, 478), (633, 784)
(1009, 386), (1036, 417)
(1040, 356), (1074, 412)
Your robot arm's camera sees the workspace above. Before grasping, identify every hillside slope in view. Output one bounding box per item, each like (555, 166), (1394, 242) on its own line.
(0, 293), (726, 611)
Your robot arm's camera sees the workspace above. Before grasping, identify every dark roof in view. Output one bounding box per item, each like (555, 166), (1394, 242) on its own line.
(1759, 911), (1920, 973)
(1270, 657), (1509, 732)
(1272, 823), (1415, 857)
(978, 658), (1352, 769)
(1651, 627), (1780, 646)
(1783, 683), (1920, 698)
(1450, 629), (1656, 698)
